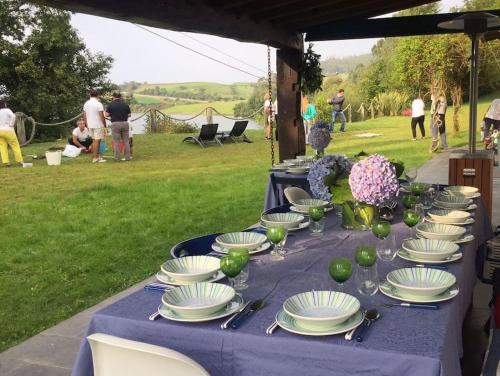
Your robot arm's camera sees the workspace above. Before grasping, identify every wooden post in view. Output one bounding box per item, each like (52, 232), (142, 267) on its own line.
(347, 105), (352, 123)
(206, 107), (213, 124)
(276, 46), (304, 162)
(15, 113), (27, 145)
(150, 109), (157, 133)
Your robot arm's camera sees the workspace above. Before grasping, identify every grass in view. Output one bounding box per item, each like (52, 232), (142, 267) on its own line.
(163, 100), (243, 115)
(0, 93), (494, 351)
(133, 94), (163, 105)
(136, 82), (254, 101)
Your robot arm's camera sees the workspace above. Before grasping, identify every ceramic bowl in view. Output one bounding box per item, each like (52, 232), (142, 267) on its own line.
(287, 167), (309, 175)
(260, 212), (304, 229)
(409, 182), (431, 195)
(294, 198), (329, 212)
(160, 256), (220, 282)
(444, 186), (478, 198)
(215, 231), (267, 251)
(402, 238), (460, 261)
(284, 187), (311, 204)
(386, 268), (456, 297)
(296, 155), (313, 161)
(427, 209), (471, 224)
(416, 223), (466, 241)
(435, 195), (472, 209)
(162, 283), (235, 318)
(283, 291), (360, 330)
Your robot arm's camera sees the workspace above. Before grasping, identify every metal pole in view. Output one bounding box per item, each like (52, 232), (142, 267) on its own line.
(468, 33), (479, 154)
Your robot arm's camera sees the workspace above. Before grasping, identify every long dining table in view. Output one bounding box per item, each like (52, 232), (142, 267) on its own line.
(72, 197), (493, 376)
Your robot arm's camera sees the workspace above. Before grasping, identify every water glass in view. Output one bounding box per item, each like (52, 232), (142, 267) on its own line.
(376, 232), (397, 262)
(420, 191), (434, 209)
(231, 264), (249, 290)
(310, 218), (325, 235)
(414, 204), (426, 224)
(355, 264), (379, 296)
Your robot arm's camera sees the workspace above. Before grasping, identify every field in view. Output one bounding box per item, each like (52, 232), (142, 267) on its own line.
(0, 94), (494, 351)
(133, 94), (162, 104)
(163, 100), (243, 115)
(135, 82), (254, 101)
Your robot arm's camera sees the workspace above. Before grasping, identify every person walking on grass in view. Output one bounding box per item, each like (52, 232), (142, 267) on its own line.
(68, 118), (93, 153)
(302, 96), (316, 144)
(410, 94), (426, 140)
(0, 100), (24, 167)
(83, 90), (107, 163)
(105, 92), (131, 161)
(328, 89), (346, 132)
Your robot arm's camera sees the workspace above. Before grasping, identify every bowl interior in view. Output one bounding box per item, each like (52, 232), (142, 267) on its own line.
(295, 199), (328, 208)
(215, 232), (266, 247)
(416, 223), (466, 236)
(445, 186), (478, 195)
(402, 239), (459, 255)
(284, 291), (360, 320)
(284, 187), (311, 204)
(162, 283), (235, 309)
(261, 213), (304, 224)
(387, 268), (456, 290)
(436, 195), (472, 204)
(162, 256), (220, 275)
(428, 210), (470, 221)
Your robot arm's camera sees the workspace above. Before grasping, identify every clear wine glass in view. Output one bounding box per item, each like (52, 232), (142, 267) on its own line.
(355, 263), (379, 297)
(375, 232), (397, 262)
(405, 168), (418, 183)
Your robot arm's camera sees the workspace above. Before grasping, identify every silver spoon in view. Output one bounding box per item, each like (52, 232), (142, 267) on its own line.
(355, 309), (380, 342)
(149, 305), (162, 321)
(266, 321), (279, 335)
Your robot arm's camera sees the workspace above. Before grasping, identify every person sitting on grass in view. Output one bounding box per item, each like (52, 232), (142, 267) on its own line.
(68, 118), (93, 153)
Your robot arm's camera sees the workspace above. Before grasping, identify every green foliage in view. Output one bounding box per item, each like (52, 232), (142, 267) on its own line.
(0, 4), (114, 140)
(146, 115), (197, 134)
(374, 91), (409, 116)
(301, 43), (324, 95)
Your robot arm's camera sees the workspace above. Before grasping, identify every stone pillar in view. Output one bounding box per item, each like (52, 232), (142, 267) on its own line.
(276, 46), (304, 162)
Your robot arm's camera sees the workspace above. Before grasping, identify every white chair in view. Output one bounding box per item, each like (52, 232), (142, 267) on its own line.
(87, 333), (210, 376)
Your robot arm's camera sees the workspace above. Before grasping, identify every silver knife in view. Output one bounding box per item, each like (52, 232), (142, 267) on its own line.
(220, 301), (252, 329)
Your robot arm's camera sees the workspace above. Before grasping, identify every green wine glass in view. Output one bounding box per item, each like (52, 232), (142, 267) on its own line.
(329, 258), (353, 291)
(372, 220), (391, 240)
(402, 194), (418, 209)
(266, 225), (288, 260)
(403, 209), (422, 239)
(228, 248), (250, 290)
(220, 255), (245, 291)
(309, 206), (325, 235)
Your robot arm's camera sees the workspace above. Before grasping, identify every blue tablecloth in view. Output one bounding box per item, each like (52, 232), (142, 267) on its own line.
(263, 172), (309, 211)
(483, 329), (500, 375)
(72, 199), (493, 376)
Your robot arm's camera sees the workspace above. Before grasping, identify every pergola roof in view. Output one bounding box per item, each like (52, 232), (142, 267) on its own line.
(32, 0), (444, 49)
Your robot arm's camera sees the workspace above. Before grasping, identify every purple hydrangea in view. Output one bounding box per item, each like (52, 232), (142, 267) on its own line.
(307, 155), (353, 201)
(308, 120), (331, 151)
(348, 154), (398, 206)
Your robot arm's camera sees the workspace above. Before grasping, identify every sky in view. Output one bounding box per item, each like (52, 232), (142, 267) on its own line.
(70, 0), (463, 85)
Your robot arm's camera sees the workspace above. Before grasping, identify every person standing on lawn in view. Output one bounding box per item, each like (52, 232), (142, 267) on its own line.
(263, 93), (274, 140)
(83, 90), (107, 163)
(0, 100), (24, 167)
(328, 89), (346, 132)
(483, 98), (500, 142)
(105, 92), (131, 161)
(430, 92), (448, 151)
(302, 96), (316, 144)
(410, 94), (426, 140)
(68, 118), (93, 153)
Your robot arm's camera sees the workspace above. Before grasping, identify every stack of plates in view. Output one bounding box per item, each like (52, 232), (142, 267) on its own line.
(416, 223), (468, 242)
(260, 212), (309, 231)
(287, 166), (310, 175)
(291, 199), (330, 213)
(275, 291), (364, 336)
(380, 268), (459, 303)
(156, 256), (225, 285)
(487, 238), (500, 259)
(296, 155), (314, 162)
(398, 238), (461, 264)
(426, 209), (473, 226)
(158, 282), (244, 322)
(434, 195), (473, 210)
(443, 185), (479, 198)
(212, 232), (270, 255)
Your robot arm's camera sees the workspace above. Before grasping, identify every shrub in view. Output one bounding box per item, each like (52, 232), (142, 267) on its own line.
(374, 91), (409, 116)
(145, 115), (197, 134)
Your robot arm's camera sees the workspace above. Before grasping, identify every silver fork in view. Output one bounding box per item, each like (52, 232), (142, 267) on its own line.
(266, 321), (279, 335)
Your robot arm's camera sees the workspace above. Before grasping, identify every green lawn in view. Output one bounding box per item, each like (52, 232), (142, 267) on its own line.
(0, 94), (493, 351)
(133, 94), (163, 105)
(164, 100), (243, 115)
(136, 82), (254, 100)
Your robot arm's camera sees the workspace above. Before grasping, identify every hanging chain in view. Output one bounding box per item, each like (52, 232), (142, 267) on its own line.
(267, 46), (275, 166)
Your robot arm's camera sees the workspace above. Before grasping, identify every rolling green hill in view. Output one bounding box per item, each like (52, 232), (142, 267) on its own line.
(136, 82), (254, 101)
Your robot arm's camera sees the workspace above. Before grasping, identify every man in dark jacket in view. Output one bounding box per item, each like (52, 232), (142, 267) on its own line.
(328, 89), (346, 132)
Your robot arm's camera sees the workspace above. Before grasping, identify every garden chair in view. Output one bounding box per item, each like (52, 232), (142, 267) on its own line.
(87, 333), (210, 376)
(218, 120), (251, 143)
(182, 123), (222, 148)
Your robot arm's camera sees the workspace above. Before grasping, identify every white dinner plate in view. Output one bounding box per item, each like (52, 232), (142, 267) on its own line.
(156, 269), (225, 286)
(433, 203), (477, 211)
(290, 205), (334, 214)
(158, 294), (244, 322)
(416, 233), (474, 244)
(424, 217), (475, 226)
(397, 249), (463, 264)
(276, 309), (364, 336)
(259, 220), (311, 232)
(441, 191), (481, 199)
(379, 281), (459, 303)
(211, 241), (271, 255)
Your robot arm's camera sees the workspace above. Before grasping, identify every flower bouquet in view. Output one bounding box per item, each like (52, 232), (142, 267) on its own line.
(343, 154), (399, 230)
(308, 120), (331, 159)
(307, 155), (352, 202)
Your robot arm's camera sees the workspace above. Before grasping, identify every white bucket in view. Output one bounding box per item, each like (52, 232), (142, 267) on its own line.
(46, 151), (62, 166)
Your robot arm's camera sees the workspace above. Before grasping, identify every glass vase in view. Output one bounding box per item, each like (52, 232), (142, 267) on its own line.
(341, 201), (377, 231)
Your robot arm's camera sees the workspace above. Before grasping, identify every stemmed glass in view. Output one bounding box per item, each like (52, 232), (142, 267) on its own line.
(329, 258), (353, 291)
(227, 248), (250, 290)
(309, 206), (325, 235)
(220, 255), (245, 291)
(354, 245), (379, 298)
(266, 225), (288, 260)
(403, 209), (422, 239)
(420, 191), (434, 209)
(405, 168), (418, 183)
(372, 221), (396, 262)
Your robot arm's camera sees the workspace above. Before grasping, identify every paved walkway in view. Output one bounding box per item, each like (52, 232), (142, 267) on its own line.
(1, 149), (499, 376)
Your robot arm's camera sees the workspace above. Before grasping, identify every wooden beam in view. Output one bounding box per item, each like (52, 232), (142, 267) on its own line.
(256, 0), (346, 22)
(306, 9), (500, 41)
(31, 0), (302, 49)
(280, 0), (434, 29)
(276, 46), (305, 161)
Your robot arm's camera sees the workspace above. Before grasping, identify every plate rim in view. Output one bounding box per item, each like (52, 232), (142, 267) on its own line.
(259, 220), (311, 232)
(416, 233), (474, 244)
(397, 249), (463, 264)
(156, 269), (225, 286)
(424, 217), (474, 226)
(158, 294), (244, 322)
(379, 281), (459, 303)
(290, 205), (334, 214)
(211, 241), (271, 254)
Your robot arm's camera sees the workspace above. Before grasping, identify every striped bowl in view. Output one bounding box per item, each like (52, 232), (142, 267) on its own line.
(444, 186), (478, 198)
(387, 268), (456, 297)
(261, 213), (304, 230)
(284, 187), (311, 204)
(294, 199), (330, 212)
(161, 256), (220, 282)
(428, 209), (471, 224)
(416, 223), (466, 241)
(162, 282), (235, 318)
(215, 232), (267, 251)
(283, 291), (360, 330)
(402, 238), (460, 261)
(435, 195), (472, 209)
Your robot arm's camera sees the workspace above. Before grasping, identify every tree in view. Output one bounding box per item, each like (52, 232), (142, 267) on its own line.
(0, 2), (114, 139)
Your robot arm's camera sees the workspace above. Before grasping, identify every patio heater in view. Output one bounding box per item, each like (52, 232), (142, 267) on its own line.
(437, 12), (500, 221)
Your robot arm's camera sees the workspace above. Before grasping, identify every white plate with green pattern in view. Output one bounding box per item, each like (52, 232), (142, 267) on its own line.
(424, 216), (474, 226)
(259, 220), (310, 232)
(156, 269), (225, 286)
(158, 294), (244, 322)
(386, 268), (456, 297)
(396, 249), (463, 264)
(276, 309), (364, 336)
(211, 241), (271, 255)
(379, 281), (459, 303)
(416, 233), (474, 244)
